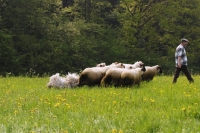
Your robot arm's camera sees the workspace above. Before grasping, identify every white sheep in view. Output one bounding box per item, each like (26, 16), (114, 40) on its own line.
(120, 66), (146, 87)
(142, 65), (162, 81)
(109, 62), (120, 66)
(47, 72), (79, 88)
(101, 61), (144, 87)
(101, 68), (126, 87)
(123, 61), (144, 69)
(78, 63), (125, 87)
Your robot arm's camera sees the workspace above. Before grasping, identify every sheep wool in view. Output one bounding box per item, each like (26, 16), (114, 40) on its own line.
(79, 63), (125, 87)
(121, 67), (146, 87)
(124, 61), (144, 69)
(101, 68), (127, 87)
(101, 61), (145, 87)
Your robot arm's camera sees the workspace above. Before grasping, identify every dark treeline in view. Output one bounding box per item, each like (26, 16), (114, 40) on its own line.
(1, 0), (200, 76)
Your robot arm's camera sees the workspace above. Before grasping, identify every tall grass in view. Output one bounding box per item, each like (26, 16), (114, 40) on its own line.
(0, 75), (200, 132)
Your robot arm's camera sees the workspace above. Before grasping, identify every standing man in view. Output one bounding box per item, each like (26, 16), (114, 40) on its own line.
(172, 38), (194, 83)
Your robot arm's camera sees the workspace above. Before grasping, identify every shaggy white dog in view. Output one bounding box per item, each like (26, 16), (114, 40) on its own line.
(47, 72), (79, 88)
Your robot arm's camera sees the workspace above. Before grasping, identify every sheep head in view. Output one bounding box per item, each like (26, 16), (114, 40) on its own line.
(141, 65), (146, 72)
(157, 65), (162, 74)
(133, 61), (144, 68)
(96, 63), (106, 67)
(115, 63), (125, 68)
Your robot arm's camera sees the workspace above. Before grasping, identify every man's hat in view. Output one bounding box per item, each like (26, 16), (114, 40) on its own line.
(181, 38), (189, 42)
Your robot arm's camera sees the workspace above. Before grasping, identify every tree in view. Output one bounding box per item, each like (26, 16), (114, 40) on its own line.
(114, 0), (200, 73)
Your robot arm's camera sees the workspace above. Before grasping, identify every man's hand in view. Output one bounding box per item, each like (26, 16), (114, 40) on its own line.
(178, 63), (182, 68)
(178, 56), (182, 68)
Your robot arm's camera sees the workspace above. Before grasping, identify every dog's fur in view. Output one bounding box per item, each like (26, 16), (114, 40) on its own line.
(47, 73), (79, 88)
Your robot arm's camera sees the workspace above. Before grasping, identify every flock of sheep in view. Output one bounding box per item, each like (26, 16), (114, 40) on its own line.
(47, 61), (162, 89)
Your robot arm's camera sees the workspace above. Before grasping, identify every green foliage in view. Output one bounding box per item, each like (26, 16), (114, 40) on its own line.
(114, 0), (200, 73)
(1, 0), (200, 75)
(0, 30), (19, 75)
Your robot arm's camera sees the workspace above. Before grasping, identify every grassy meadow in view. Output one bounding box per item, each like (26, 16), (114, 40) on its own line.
(0, 75), (200, 133)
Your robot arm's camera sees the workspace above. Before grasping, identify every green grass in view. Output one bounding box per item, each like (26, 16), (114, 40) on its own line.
(0, 75), (200, 133)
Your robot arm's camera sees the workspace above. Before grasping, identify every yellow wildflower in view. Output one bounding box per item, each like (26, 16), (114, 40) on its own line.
(69, 123), (73, 126)
(119, 130), (123, 133)
(112, 129), (117, 133)
(54, 102), (60, 107)
(14, 110), (18, 114)
(63, 130), (68, 133)
(150, 98), (155, 102)
(182, 108), (186, 111)
(98, 129), (102, 133)
(62, 98), (66, 102)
